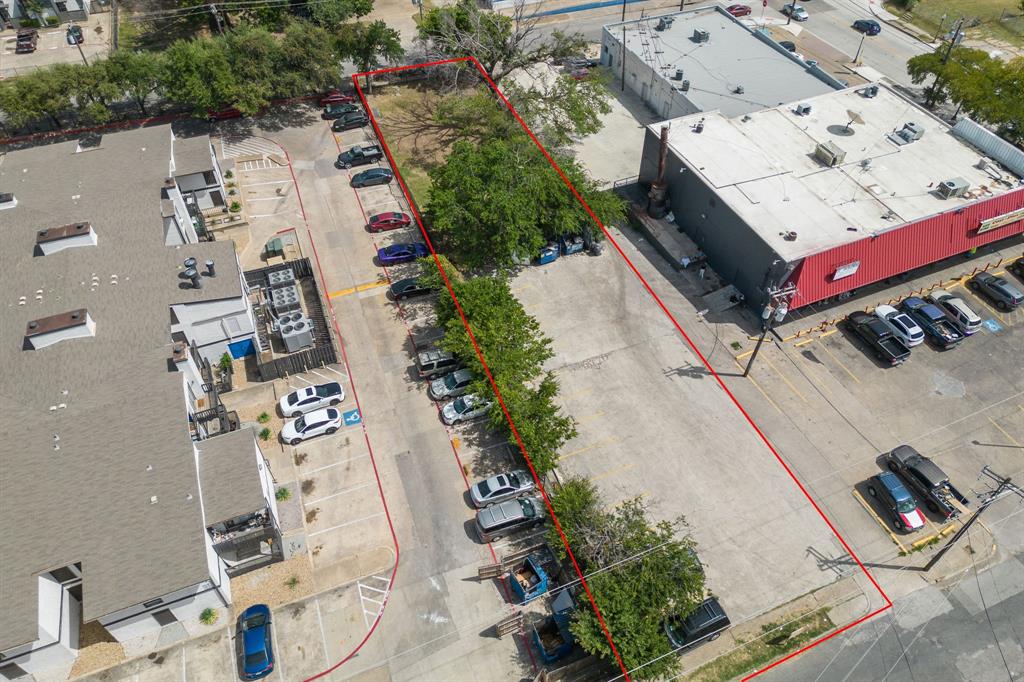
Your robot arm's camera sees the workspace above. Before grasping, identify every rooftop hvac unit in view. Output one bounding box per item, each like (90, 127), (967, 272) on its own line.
(693, 29), (710, 43)
(795, 103), (812, 116)
(674, 68), (684, 80)
(270, 283), (301, 313)
(656, 16), (674, 30)
(900, 122), (925, 141)
(814, 141), (846, 167)
(679, 79), (691, 92)
(937, 177), (970, 198)
(280, 314), (314, 352)
(267, 268), (296, 288)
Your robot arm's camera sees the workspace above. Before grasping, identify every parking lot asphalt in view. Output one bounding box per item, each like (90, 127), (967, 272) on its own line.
(0, 14), (110, 78)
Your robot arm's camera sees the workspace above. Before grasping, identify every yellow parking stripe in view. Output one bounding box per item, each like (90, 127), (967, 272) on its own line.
(817, 340), (860, 384)
(590, 463), (635, 482)
(763, 354), (807, 403)
(732, 359), (782, 414)
(988, 416), (1023, 448)
(561, 436), (619, 460)
(329, 280), (388, 298)
(852, 488), (906, 554)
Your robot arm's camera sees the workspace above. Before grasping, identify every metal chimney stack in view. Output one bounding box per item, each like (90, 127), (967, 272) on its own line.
(184, 267), (203, 289)
(205, 260), (216, 277)
(647, 125), (672, 219)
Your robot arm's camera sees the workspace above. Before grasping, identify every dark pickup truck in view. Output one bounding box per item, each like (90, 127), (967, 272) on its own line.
(900, 297), (963, 349)
(884, 445), (969, 520)
(847, 311), (911, 365)
(336, 144), (384, 169)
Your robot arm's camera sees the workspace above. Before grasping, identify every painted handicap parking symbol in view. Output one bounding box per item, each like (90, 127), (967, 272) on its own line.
(982, 319), (1002, 333)
(342, 408), (362, 426)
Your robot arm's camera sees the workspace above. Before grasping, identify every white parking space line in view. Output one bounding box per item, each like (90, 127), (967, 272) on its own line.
(180, 644), (186, 681)
(323, 366), (348, 378)
(357, 576), (391, 631)
(306, 452), (369, 474)
(291, 375), (315, 386)
(245, 179), (292, 187)
(251, 210), (298, 218)
(304, 482), (372, 506)
(309, 369), (334, 382)
(314, 598), (331, 666)
(270, 620), (286, 681)
(308, 512), (384, 538)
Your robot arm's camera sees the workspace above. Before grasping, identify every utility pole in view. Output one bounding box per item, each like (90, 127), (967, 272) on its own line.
(622, 0), (627, 22)
(743, 284), (796, 377)
(620, 25), (626, 92)
(853, 32), (867, 64)
(942, 17), (964, 64)
(68, 25), (88, 65)
(922, 466), (1024, 573)
(210, 4), (224, 35)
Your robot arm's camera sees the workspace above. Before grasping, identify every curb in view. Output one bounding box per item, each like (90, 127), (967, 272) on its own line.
(867, 2), (936, 48)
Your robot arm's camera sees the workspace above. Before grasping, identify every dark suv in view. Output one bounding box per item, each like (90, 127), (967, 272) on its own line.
(867, 471), (924, 532)
(336, 144), (384, 169)
(664, 598), (731, 651)
(15, 28), (38, 53)
(884, 445), (968, 519)
(968, 271), (1024, 311)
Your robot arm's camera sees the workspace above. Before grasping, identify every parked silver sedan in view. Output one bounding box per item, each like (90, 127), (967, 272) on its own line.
(469, 470), (535, 508)
(441, 394), (492, 425)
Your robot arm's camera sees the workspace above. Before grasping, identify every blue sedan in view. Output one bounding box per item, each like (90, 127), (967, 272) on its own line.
(236, 604), (274, 680)
(377, 243), (429, 265)
(853, 19), (881, 35)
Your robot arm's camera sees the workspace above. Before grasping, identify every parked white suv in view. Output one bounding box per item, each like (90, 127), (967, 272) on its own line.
(874, 304), (924, 347)
(281, 407), (342, 445)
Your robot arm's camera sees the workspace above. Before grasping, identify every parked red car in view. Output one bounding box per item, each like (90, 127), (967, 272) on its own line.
(727, 4), (752, 16)
(319, 89), (356, 106)
(368, 212), (412, 232)
(206, 107), (244, 121)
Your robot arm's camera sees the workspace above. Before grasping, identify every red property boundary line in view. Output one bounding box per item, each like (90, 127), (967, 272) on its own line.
(355, 56), (893, 680)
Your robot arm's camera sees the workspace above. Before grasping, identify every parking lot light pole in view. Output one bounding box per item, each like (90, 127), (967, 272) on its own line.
(853, 33), (867, 64)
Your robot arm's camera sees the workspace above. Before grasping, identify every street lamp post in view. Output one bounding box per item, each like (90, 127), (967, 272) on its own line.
(853, 33), (867, 64)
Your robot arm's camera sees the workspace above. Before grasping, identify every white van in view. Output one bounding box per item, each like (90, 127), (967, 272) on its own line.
(928, 290), (982, 335)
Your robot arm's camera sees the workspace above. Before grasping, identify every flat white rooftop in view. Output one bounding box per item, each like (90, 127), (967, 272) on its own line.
(607, 5), (836, 117)
(656, 83), (1023, 261)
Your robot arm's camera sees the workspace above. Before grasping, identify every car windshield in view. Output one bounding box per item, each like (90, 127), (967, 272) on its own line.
(444, 373), (461, 389)
(287, 393), (300, 405)
(520, 498), (536, 518)
(896, 497), (917, 514)
(508, 472), (521, 487)
(453, 397), (468, 413)
(245, 651), (267, 668)
(315, 384), (335, 398)
(244, 614), (267, 629)
(477, 480), (492, 497)
(294, 417), (306, 431)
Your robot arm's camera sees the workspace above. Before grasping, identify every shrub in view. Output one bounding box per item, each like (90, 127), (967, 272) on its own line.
(219, 352), (232, 373)
(229, 201), (242, 213)
(285, 575), (300, 589)
(259, 427), (272, 441)
(275, 486), (291, 501)
(199, 607), (218, 625)
(258, 412), (271, 424)
(224, 169), (234, 179)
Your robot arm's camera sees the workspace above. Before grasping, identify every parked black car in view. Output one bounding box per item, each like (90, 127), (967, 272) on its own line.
(884, 445), (969, 520)
(852, 19), (881, 35)
(336, 144), (384, 168)
(388, 277), (433, 300)
(664, 598), (731, 651)
(846, 311), (910, 365)
(1007, 257), (1024, 280)
(350, 168), (393, 188)
(322, 102), (360, 120)
(968, 271), (1024, 311)
(331, 111), (369, 131)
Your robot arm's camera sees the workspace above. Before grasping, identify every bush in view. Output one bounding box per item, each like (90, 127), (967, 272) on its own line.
(45, 15), (58, 26)
(199, 607), (218, 625)
(224, 169), (234, 179)
(258, 412), (271, 424)
(259, 427), (272, 441)
(219, 352), (232, 373)
(285, 575), (300, 589)
(275, 486), (291, 501)
(229, 201), (242, 213)
(19, 18), (40, 27)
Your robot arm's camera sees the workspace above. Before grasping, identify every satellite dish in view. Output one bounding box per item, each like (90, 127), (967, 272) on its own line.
(844, 109), (865, 132)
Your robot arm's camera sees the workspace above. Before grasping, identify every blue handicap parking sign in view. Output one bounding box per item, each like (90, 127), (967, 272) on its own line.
(342, 408), (362, 426)
(982, 319), (1002, 333)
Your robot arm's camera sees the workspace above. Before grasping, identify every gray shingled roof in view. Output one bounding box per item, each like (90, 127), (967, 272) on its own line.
(198, 428), (268, 525)
(0, 126), (244, 651)
(171, 135), (215, 178)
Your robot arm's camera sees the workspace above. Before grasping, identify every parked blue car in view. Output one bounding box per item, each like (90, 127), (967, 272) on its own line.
(899, 296), (964, 349)
(350, 168), (393, 188)
(377, 242), (429, 265)
(852, 19), (881, 35)
(236, 604), (274, 680)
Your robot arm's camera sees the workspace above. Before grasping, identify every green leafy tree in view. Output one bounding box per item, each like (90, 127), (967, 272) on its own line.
(310, 0), (374, 27)
(426, 134), (623, 270)
(341, 20), (404, 89)
(549, 480), (707, 680)
(106, 49), (163, 116)
(417, 0), (584, 85)
(906, 46), (990, 108)
(222, 25), (281, 114)
(8, 68), (73, 128)
(501, 70), (614, 147)
(160, 37), (239, 114)
(276, 19), (343, 97)
(491, 374), (576, 476)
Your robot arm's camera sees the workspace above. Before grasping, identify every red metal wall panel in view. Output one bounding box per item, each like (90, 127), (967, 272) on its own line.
(790, 186), (1024, 308)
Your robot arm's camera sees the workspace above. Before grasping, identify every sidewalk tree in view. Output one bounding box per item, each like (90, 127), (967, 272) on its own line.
(490, 374), (576, 477)
(161, 37), (239, 114)
(310, 0), (374, 27)
(106, 49), (163, 116)
(906, 46), (990, 108)
(548, 480), (707, 680)
(340, 20), (404, 89)
(277, 20), (343, 97)
(427, 134), (623, 270)
(222, 25), (281, 113)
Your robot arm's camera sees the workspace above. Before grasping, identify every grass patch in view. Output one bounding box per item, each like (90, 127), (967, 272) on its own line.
(884, 0), (1024, 47)
(684, 607), (834, 682)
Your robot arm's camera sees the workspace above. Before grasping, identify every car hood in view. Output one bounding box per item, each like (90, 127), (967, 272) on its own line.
(429, 376), (449, 397)
(281, 420), (300, 439)
(900, 508), (925, 529)
(441, 402), (460, 421)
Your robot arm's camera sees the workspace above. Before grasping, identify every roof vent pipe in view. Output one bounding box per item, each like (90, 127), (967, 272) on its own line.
(185, 267), (203, 289)
(205, 260), (216, 277)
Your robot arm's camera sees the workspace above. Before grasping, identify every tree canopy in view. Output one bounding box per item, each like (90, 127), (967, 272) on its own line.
(426, 134), (624, 271)
(549, 478), (707, 680)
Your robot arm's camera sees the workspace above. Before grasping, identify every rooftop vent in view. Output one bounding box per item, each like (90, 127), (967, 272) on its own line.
(859, 84), (880, 98)
(171, 341), (188, 363)
(0, 192), (16, 210)
(889, 121), (925, 146)
(656, 16), (674, 30)
(674, 68), (684, 81)
(692, 29), (710, 43)
(678, 79), (691, 92)
(733, 85), (744, 94)
(937, 177), (970, 199)
(794, 103), (812, 116)
(814, 141), (846, 167)
(35, 221), (97, 256)
(24, 309), (96, 350)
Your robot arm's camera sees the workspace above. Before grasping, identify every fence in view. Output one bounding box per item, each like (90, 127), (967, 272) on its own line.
(256, 344), (338, 381)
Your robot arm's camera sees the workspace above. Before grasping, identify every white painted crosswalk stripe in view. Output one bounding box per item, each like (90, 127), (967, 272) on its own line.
(221, 137), (281, 159)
